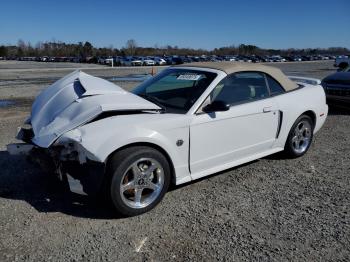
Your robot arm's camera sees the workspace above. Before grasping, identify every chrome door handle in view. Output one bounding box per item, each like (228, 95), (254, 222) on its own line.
(263, 106), (272, 113)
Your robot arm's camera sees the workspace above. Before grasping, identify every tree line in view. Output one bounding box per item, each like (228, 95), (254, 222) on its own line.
(0, 39), (349, 58)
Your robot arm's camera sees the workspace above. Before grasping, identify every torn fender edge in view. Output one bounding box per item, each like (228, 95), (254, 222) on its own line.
(61, 160), (106, 196)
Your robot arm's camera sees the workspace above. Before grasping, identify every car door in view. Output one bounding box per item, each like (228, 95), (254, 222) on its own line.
(190, 72), (280, 177)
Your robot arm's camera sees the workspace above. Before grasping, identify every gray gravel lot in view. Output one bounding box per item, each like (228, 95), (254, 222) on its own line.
(0, 60), (349, 261)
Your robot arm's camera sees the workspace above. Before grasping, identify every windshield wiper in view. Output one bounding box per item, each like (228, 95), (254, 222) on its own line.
(138, 94), (167, 113)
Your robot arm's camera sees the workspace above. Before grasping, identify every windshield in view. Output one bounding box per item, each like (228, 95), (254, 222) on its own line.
(132, 69), (217, 113)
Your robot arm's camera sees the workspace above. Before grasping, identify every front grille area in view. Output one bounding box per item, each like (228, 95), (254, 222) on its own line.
(323, 83), (350, 97)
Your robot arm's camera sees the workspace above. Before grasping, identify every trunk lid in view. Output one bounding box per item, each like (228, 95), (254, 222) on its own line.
(29, 70), (160, 147)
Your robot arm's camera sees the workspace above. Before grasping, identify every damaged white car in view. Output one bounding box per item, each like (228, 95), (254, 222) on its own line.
(8, 62), (328, 216)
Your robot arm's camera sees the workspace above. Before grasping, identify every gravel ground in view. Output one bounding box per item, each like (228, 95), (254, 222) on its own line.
(0, 60), (349, 261)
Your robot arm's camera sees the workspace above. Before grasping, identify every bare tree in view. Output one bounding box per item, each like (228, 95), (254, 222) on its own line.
(17, 39), (26, 49)
(126, 39), (137, 56)
(83, 41), (93, 57)
(17, 39), (26, 56)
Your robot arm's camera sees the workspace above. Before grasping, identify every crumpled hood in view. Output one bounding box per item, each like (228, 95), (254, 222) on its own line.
(29, 70), (160, 148)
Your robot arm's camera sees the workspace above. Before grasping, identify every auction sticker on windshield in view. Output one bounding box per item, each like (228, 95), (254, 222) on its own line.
(177, 74), (201, 81)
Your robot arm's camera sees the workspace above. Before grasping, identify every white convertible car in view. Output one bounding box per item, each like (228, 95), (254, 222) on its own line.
(8, 62), (328, 216)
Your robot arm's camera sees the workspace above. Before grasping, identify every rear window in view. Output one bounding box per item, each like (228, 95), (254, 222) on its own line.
(266, 75), (285, 95)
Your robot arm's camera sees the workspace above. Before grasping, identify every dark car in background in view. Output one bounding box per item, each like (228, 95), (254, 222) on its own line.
(165, 56), (184, 65)
(322, 67), (350, 109)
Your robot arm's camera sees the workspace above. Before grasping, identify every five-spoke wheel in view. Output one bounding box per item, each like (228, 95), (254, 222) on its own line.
(109, 146), (170, 216)
(120, 158), (164, 209)
(291, 120), (312, 154)
(284, 114), (314, 157)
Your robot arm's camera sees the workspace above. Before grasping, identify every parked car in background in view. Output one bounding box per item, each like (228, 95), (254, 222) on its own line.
(270, 55), (286, 62)
(105, 58), (116, 66)
(285, 56), (302, 62)
(18, 57), (37, 61)
(293, 56), (302, 62)
(39, 56), (48, 62)
(334, 55), (350, 70)
(209, 55), (222, 62)
(225, 56), (237, 61)
(97, 56), (107, 64)
(260, 56), (271, 62)
(153, 57), (167, 65)
(301, 56), (311, 61)
(192, 56), (201, 62)
(121, 57), (142, 66)
(320, 55), (330, 60)
(101, 56), (120, 66)
(140, 57), (155, 66)
(235, 56), (252, 62)
(322, 67), (350, 109)
(173, 57), (184, 64)
(181, 56), (193, 63)
(9, 62), (328, 216)
(166, 56), (184, 65)
(249, 55), (263, 63)
(85, 56), (98, 64)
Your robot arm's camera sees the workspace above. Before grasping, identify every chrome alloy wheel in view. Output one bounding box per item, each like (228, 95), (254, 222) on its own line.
(120, 158), (165, 209)
(291, 120), (312, 154)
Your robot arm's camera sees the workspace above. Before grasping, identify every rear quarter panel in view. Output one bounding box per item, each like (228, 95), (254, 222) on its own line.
(273, 84), (328, 148)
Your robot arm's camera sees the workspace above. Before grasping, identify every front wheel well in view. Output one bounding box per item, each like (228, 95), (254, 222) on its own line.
(105, 142), (176, 185)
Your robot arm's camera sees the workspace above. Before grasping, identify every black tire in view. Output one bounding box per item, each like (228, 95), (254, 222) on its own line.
(108, 146), (171, 216)
(284, 115), (314, 158)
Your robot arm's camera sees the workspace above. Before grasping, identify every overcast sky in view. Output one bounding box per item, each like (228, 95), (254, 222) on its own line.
(1, 0), (349, 50)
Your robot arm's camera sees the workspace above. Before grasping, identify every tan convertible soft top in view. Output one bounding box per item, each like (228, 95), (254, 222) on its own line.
(174, 62), (298, 91)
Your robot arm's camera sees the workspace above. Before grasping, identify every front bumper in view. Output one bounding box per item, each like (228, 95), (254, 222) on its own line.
(7, 142), (106, 196)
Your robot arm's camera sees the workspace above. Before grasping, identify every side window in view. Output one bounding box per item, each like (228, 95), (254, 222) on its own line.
(212, 72), (269, 105)
(266, 74), (285, 95)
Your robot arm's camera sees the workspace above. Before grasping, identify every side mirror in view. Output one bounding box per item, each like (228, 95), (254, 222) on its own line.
(202, 100), (230, 113)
